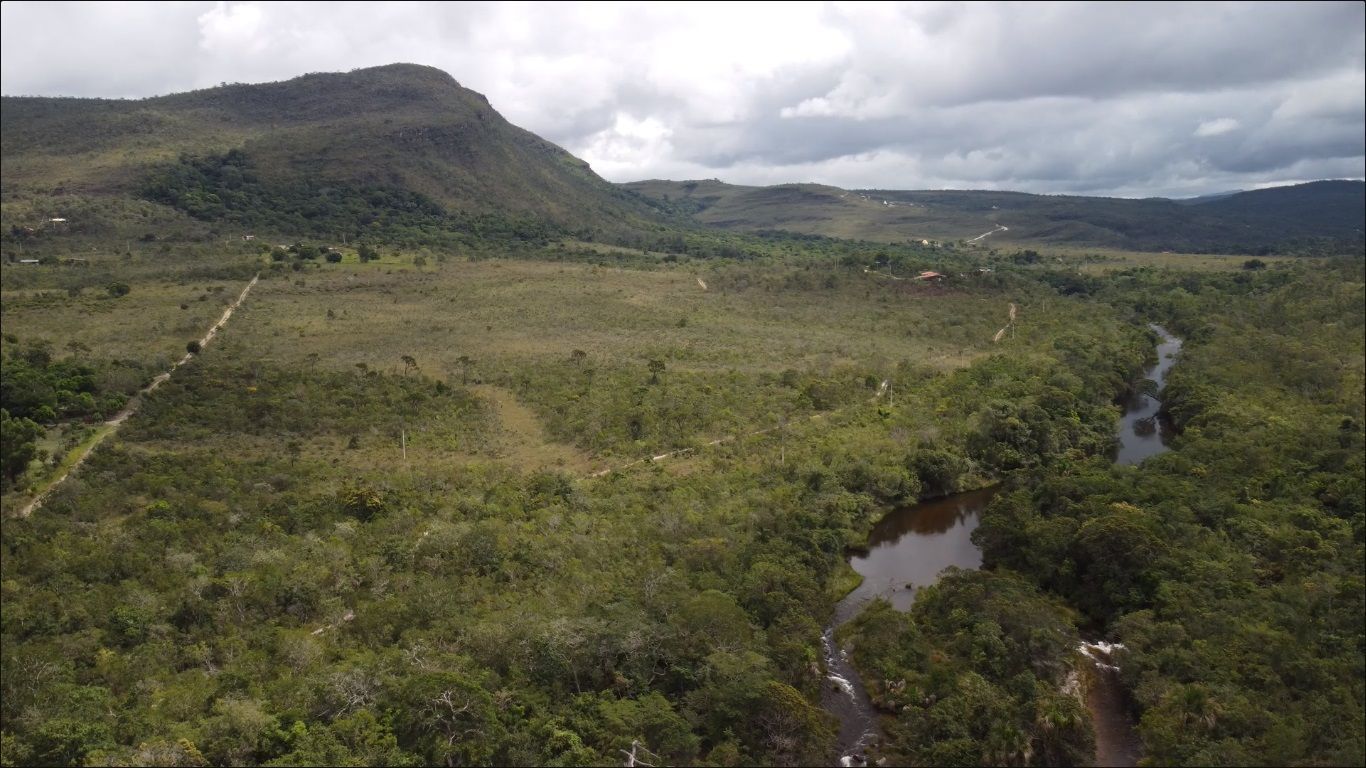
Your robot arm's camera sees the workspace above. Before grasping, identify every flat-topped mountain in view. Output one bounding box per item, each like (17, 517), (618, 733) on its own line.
(2, 64), (650, 237)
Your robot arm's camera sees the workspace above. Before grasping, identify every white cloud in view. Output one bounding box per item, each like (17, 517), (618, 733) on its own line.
(198, 2), (266, 55)
(579, 113), (676, 179)
(1195, 118), (1241, 137)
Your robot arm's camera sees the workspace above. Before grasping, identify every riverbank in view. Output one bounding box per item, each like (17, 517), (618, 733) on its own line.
(823, 324), (1181, 766)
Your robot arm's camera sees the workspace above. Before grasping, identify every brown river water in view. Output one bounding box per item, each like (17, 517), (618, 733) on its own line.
(822, 325), (1180, 766)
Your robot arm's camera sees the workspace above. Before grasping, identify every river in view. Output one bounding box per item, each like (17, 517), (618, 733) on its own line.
(821, 488), (997, 764)
(1115, 325), (1184, 466)
(822, 324), (1181, 766)
(1085, 324), (1182, 766)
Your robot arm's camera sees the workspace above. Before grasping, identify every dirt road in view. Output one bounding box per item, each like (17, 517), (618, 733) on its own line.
(16, 273), (260, 517)
(967, 224), (1009, 243)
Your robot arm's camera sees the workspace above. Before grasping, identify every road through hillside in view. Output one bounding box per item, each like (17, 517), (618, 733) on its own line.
(967, 224), (1009, 242)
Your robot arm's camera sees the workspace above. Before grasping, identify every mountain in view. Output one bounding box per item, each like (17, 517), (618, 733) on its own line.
(5, 65), (1359, 254)
(623, 179), (1365, 254)
(1, 64), (651, 240)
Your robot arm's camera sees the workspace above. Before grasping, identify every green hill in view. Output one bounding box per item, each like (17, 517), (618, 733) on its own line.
(623, 179), (1365, 254)
(1, 64), (652, 242)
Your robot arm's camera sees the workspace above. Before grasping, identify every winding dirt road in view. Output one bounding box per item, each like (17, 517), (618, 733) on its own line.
(16, 273), (260, 517)
(967, 224), (1009, 243)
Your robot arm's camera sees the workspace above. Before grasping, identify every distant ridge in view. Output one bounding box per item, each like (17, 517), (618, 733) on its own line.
(1175, 189), (1244, 205)
(622, 178), (1364, 253)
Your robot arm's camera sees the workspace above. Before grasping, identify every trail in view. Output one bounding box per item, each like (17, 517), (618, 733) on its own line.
(474, 385), (594, 472)
(966, 224), (1008, 243)
(589, 380), (888, 479)
(862, 267), (906, 281)
(16, 273), (260, 517)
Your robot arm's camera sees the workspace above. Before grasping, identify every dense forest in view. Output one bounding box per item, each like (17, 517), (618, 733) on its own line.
(841, 257), (1365, 765)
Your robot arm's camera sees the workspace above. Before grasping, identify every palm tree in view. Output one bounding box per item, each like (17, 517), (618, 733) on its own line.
(1177, 685), (1222, 732)
(1034, 691), (1089, 764)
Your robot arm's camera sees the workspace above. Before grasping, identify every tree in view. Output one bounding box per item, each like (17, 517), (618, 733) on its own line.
(339, 483), (386, 521)
(106, 282), (131, 298)
(400, 355), (418, 376)
(187, 340), (203, 355)
(1, 409), (43, 488)
(357, 243), (379, 263)
(325, 251), (343, 263)
(647, 359), (666, 384)
(394, 670), (505, 766)
(455, 356), (474, 385)
(756, 681), (835, 765)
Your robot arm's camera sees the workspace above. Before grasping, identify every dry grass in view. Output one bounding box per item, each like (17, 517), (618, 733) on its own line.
(3, 249), (1109, 476)
(1, 278), (244, 365)
(472, 385), (595, 472)
(225, 258), (999, 378)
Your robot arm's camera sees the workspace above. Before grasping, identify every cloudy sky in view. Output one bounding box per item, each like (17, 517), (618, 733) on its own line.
(3, 1), (1363, 197)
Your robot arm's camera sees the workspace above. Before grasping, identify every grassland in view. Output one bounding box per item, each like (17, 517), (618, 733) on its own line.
(233, 257), (1000, 374)
(2, 274), (243, 365)
(0, 235), (1108, 511)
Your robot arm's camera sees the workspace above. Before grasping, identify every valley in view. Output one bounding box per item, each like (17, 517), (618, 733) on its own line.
(1, 63), (1362, 768)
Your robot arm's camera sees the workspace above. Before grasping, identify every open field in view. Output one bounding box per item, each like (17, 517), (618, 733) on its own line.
(2, 276), (245, 366)
(230, 257), (1002, 374)
(1, 241), (1114, 511)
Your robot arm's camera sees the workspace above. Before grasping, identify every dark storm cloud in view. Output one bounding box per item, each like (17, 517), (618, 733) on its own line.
(2, 1), (1362, 197)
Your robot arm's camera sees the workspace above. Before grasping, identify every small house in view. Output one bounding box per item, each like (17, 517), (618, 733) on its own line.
(18, 258), (40, 265)
(915, 271), (946, 282)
